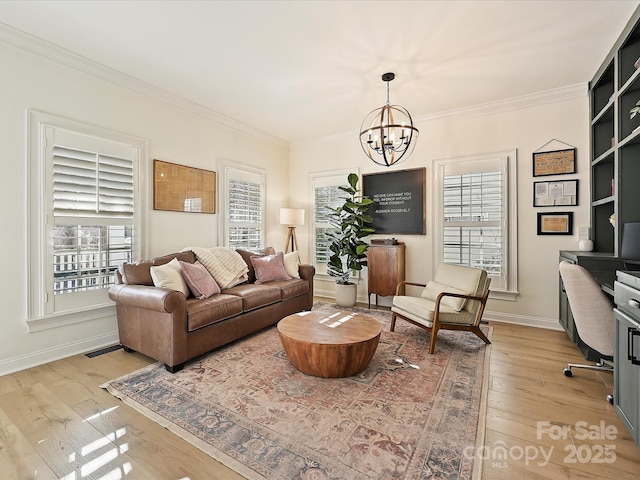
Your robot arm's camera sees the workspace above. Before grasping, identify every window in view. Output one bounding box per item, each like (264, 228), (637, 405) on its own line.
(28, 111), (145, 329)
(434, 151), (518, 299)
(219, 161), (265, 249)
(309, 169), (353, 275)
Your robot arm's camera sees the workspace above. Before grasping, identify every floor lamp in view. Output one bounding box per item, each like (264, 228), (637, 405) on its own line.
(280, 208), (305, 254)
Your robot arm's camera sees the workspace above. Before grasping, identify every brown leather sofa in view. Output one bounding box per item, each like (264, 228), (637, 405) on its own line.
(108, 248), (315, 372)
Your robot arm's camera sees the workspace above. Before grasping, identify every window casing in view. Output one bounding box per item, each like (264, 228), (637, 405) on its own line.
(309, 169), (353, 276)
(28, 111), (145, 329)
(434, 151), (518, 299)
(219, 161), (265, 249)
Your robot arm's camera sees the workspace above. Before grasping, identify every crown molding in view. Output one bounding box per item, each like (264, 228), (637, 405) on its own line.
(417, 83), (588, 124)
(0, 22), (289, 150)
(292, 83), (588, 148)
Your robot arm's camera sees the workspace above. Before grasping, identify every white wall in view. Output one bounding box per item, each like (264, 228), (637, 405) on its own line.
(0, 33), (591, 374)
(0, 41), (289, 374)
(289, 86), (590, 328)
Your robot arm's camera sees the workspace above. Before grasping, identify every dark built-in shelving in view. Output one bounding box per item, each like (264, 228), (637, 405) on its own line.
(590, 8), (640, 255)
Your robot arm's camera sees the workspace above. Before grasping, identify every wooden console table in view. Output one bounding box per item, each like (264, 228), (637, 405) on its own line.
(367, 243), (405, 308)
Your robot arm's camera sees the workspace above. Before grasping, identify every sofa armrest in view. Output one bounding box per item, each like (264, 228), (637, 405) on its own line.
(108, 284), (186, 313)
(299, 263), (315, 281)
(109, 283), (188, 370)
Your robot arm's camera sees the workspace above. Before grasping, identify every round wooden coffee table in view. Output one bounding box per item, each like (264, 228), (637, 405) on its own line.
(277, 310), (382, 378)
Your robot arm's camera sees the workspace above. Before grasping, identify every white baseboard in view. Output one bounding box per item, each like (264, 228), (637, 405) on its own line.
(0, 330), (120, 376)
(482, 310), (563, 331)
(314, 288), (564, 332)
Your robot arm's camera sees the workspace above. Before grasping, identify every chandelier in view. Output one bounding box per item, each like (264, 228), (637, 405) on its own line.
(359, 72), (419, 167)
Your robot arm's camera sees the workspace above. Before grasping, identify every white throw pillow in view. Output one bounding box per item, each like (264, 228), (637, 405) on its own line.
(421, 280), (470, 312)
(150, 258), (190, 296)
(283, 251), (300, 278)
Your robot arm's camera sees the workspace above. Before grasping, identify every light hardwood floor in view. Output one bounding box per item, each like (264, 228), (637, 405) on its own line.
(0, 319), (639, 479)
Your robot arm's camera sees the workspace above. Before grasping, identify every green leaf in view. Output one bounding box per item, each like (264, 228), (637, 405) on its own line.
(347, 173), (359, 189)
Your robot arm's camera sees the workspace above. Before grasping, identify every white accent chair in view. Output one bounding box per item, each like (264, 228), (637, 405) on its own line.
(558, 261), (614, 403)
(391, 263), (491, 354)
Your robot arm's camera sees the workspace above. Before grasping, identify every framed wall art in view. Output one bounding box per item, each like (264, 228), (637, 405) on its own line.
(537, 212), (573, 235)
(532, 148), (576, 176)
(362, 167), (426, 235)
(154, 159), (216, 213)
(533, 179), (578, 207)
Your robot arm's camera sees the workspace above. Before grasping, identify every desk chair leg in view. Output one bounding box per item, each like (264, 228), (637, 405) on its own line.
(563, 359), (613, 377)
(563, 359), (614, 404)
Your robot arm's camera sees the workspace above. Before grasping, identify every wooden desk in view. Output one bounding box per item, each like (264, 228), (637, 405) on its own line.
(277, 310), (382, 378)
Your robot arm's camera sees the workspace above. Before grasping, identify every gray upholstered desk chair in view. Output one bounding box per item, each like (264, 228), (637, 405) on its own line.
(559, 261), (614, 403)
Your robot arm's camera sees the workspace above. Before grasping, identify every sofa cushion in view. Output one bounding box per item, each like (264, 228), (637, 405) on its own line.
(186, 294), (243, 331)
(421, 280), (469, 312)
(149, 258), (190, 296)
(283, 251), (300, 279)
(222, 283), (281, 311)
(180, 260), (221, 299)
(123, 251), (196, 286)
(236, 247), (276, 283)
(267, 278), (309, 300)
(392, 295), (474, 327)
(251, 252), (291, 284)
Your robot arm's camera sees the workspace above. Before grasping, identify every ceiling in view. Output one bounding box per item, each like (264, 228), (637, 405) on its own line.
(0, 0), (638, 144)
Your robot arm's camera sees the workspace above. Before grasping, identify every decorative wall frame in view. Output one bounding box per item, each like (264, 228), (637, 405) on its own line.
(153, 159), (216, 213)
(537, 212), (573, 235)
(532, 148), (576, 176)
(533, 179), (578, 207)
(362, 167), (426, 235)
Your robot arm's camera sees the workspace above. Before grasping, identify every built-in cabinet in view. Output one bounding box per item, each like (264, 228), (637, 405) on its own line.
(614, 271), (640, 447)
(590, 8), (640, 254)
(589, 7), (640, 447)
(366, 244), (405, 308)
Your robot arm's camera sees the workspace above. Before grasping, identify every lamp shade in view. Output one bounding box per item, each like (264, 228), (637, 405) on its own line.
(280, 208), (305, 226)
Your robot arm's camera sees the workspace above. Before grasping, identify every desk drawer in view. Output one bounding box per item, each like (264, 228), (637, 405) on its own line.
(615, 281), (640, 320)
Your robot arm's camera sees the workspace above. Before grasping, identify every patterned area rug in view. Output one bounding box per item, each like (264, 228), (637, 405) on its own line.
(102, 302), (491, 479)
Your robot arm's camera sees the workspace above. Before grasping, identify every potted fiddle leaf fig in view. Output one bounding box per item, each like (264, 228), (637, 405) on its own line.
(326, 173), (375, 306)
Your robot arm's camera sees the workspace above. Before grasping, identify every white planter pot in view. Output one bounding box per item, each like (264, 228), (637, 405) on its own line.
(335, 283), (357, 307)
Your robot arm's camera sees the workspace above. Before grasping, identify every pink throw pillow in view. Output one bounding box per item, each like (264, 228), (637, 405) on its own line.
(179, 261), (221, 299)
(251, 252), (291, 284)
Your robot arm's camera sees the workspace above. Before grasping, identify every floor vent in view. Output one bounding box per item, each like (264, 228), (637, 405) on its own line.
(85, 345), (123, 358)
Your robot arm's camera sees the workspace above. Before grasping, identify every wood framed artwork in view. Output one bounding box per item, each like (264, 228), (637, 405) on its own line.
(533, 179), (578, 207)
(537, 212), (573, 235)
(532, 148), (576, 176)
(153, 159), (216, 213)
(362, 167), (426, 235)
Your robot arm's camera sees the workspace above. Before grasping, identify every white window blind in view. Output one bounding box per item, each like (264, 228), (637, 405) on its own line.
(309, 170), (353, 275)
(51, 138), (135, 296)
(314, 185), (344, 265)
(443, 171), (502, 276)
(28, 111), (144, 327)
(52, 146), (134, 218)
(228, 178), (263, 248)
(219, 162), (265, 249)
(434, 152), (518, 297)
